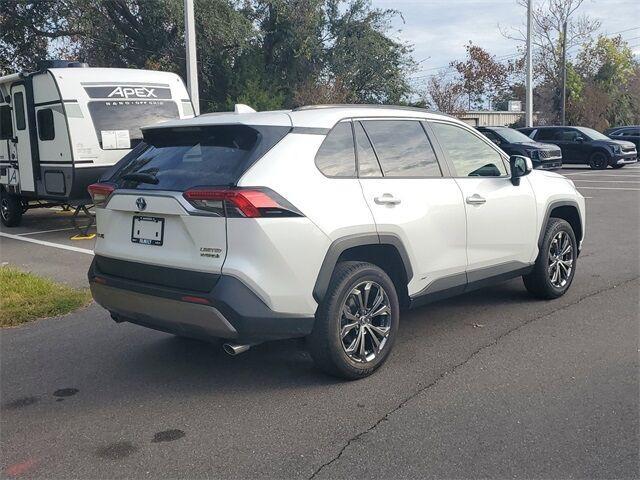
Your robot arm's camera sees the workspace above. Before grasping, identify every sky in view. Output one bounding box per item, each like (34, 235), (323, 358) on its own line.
(371, 0), (640, 87)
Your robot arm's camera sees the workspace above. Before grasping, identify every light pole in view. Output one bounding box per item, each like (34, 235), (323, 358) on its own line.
(526, 0), (533, 127)
(560, 20), (567, 126)
(184, 0), (200, 115)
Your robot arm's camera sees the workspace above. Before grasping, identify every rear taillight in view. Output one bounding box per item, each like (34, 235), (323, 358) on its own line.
(88, 183), (115, 207)
(183, 187), (302, 218)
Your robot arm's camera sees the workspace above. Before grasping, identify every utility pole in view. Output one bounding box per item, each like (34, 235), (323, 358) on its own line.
(525, 0), (533, 127)
(560, 20), (567, 125)
(184, 0), (199, 115)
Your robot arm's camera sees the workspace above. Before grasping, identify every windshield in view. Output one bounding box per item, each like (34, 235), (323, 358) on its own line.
(494, 128), (535, 144)
(106, 125), (291, 191)
(575, 126), (609, 141)
(88, 100), (180, 149)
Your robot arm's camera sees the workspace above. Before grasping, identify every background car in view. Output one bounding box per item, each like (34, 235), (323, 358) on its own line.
(518, 126), (637, 169)
(604, 126), (640, 151)
(477, 126), (562, 170)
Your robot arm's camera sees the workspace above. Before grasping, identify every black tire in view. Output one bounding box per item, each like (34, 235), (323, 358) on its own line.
(523, 218), (577, 299)
(0, 190), (22, 227)
(611, 164), (624, 169)
(589, 151), (609, 170)
(307, 261), (400, 380)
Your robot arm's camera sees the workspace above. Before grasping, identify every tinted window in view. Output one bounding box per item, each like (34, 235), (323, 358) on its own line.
(315, 122), (356, 177)
(362, 120), (442, 177)
(108, 125), (290, 191)
(535, 128), (556, 141)
(354, 122), (382, 177)
(37, 108), (55, 141)
(0, 105), (13, 139)
(13, 92), (25, 130)
(431, 122), (506, 177)
(481, 130), (503, 145)
(88, 100), (180, 148)
(622, 129), (640, 136)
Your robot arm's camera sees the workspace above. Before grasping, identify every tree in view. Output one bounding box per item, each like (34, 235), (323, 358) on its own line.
(451, 43), (512, 110)
(567, 35), (639, 129)
(502, 0), (600, 122)
(1, 0), (414, 112)
(422, 72), (465, 114)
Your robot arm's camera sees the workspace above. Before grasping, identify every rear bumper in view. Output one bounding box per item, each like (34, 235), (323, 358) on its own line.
(88, 256), (315, 343)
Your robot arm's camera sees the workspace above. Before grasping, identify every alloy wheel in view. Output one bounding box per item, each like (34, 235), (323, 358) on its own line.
(548, 231), (573, 288)
(339, 281), (392, 363)
(1, 198), (9, 221)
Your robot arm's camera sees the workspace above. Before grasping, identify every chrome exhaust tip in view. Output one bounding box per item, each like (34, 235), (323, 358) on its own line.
(223, 343), (251, 356)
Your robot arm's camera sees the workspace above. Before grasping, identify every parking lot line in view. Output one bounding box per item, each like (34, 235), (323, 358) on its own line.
(576, 187), (640, 191)
(0, 231), (95, 255)
(18, 226), (80, 236)
(572, 179), (640, 183)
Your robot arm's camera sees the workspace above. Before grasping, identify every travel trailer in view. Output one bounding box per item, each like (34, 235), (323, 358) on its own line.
(0, 61), (194, 226)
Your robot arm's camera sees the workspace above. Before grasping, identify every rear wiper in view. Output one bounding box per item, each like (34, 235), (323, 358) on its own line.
(121, 172), (159, 185)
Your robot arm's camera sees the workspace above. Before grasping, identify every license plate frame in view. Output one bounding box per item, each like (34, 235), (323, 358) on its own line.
(131, 215), (165, 246)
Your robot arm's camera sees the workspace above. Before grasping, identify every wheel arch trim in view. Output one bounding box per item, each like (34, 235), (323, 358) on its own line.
(538, 200), (583, 249)
(312, 232), (413, 304)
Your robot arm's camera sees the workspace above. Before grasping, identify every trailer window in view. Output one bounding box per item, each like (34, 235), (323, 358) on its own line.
(37, 108), (55, 141)
(13, 92), (26, 131)
(0, 105), (13, 139)
(88, 100), (179, 149)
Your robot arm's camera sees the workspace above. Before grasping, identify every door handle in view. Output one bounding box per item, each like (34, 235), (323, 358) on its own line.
(374, 194), (401, 205)
(466, 194), (486, 205)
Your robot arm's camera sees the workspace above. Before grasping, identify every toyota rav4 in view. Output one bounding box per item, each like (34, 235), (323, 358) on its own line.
(88, 105), (586, 379)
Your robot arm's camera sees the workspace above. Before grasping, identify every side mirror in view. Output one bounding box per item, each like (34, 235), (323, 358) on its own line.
(510, 155), (533, 186)
(575, 136), (585, 143)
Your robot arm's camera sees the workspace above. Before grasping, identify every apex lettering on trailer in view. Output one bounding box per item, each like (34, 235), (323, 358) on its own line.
(107, 86), (157, 99)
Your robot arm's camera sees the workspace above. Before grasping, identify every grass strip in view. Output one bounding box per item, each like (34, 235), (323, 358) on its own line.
(0, 266), (92, 327)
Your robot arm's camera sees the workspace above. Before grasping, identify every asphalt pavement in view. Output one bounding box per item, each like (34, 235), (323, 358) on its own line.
(0, 165), (638, 479)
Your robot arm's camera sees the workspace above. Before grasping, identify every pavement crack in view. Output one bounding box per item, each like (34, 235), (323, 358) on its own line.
(307, 276), (639, 479)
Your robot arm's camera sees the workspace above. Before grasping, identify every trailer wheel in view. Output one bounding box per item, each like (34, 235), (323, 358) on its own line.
(0, 190), (23, 227)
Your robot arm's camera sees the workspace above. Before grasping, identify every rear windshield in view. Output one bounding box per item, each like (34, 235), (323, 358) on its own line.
(106, 125), (291, 191)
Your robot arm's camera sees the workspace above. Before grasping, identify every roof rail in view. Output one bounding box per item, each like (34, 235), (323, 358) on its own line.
(292, 104), (448, 116)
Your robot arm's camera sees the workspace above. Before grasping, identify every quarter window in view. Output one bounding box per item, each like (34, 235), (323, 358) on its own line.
(315, 122), (356, 177)
(37, 108), (55, 141)
(13, 92), (26, 131)
(431, 122), (506, 177)
(354, 122), (382, 177)
(361, 120), (442, 177)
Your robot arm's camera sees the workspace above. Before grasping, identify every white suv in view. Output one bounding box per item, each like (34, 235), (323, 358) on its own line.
(88, 105), (586, 379)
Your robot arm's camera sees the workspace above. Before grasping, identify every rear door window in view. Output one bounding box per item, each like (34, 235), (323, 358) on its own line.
(536, 129), (557, 141)
(361, 120), (442, 177)
(107, 125), (290, 191)
(315, 122), (356, 177)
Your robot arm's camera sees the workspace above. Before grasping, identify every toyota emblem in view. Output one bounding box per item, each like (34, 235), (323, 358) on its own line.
(136, 197), (147, 211)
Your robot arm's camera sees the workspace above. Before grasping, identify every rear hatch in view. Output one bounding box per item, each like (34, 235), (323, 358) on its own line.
(91, 123), (291, 278)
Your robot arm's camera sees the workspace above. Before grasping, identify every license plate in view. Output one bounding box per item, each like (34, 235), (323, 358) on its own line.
(131, 216), (164, 246)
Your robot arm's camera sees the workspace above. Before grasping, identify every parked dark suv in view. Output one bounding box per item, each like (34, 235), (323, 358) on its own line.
(604, 126), (640, 151)
(477, 126), (562, 170)
(518, 126), (637, 169)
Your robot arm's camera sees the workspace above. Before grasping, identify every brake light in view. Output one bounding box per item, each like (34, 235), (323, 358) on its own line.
(88, 183), (116, 207)
(183, 187), (302, 218)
